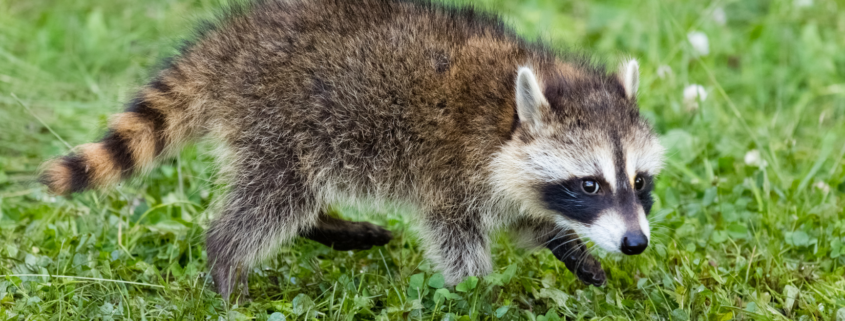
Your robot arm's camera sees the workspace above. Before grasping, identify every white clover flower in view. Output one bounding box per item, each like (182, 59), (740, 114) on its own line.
(813, 181), (831, 193)
(687, 31), (710, 56)
(683, 84), (707, 101)
(657, 65), (673, 79)
(712, 7), (727, 25)
(683, 84), (707, 111)
(744, 150), (768, 168)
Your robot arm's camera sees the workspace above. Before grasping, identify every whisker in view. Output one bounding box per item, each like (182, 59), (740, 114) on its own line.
(541, 231), (579, 247)
(555, 240), (587, 262)
(548, 238), (582, 254)
(537, 227), (576, 243)
(575, 248), (590, 268)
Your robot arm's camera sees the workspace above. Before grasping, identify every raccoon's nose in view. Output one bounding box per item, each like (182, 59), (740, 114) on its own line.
(620, 231), (648, 255)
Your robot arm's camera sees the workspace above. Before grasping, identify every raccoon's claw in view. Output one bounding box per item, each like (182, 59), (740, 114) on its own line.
(571, 254), (606, 286)
(560, 249), (606, 286)
(304, 219), (393, 251)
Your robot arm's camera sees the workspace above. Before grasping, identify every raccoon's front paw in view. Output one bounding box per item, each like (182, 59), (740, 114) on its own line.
(570, 254), (606, 286)
(546, 232), (606, 286)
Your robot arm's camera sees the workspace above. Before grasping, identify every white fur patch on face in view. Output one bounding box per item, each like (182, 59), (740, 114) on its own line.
(523, 140), (617, 192)
(597, 150), (617, 193)
(584, 210), (626, 253)
(625, 135), (665, 183)
(638, 206), (651, 241)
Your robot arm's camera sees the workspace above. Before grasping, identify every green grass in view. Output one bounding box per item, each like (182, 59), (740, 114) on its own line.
(1, 0), (844, 319)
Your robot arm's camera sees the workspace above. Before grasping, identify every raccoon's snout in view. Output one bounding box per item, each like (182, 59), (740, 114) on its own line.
(578, 207), (651, 255)
(620, 230), (648, 255)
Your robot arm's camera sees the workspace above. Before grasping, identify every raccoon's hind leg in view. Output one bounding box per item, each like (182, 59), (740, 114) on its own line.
(303, 213), (392, 250)
(421, 205), (493, 286)
(205, 171), (319, 301)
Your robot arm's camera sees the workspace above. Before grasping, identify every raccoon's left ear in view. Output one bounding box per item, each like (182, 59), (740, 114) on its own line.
(618, 59), (639, 100)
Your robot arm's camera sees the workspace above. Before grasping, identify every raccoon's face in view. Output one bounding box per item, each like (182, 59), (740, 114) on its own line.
(492, 59), (664, 255)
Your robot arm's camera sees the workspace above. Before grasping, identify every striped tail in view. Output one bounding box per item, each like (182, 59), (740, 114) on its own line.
(40, 77), (197, 195)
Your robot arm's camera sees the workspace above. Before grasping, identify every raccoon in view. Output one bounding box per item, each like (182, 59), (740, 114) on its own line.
(39, 0), (664, 300)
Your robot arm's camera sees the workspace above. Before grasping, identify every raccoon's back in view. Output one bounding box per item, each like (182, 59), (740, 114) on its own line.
(185, 0), (549, 195)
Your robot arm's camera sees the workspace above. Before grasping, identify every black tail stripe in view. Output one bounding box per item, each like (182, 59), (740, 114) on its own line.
(125, 97), (167, 154)
(63, 154), (90, 193)
(101, 130), (135, 175)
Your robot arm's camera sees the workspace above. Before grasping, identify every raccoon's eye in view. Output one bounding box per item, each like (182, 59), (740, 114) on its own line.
(581, 180), (600, 194)
(634, 176), (645, 191)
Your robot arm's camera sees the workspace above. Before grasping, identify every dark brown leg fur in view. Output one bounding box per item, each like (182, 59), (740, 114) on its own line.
(513, 219), (605, 286)
(303, 214), (393, 250)
(546, 230), (606, 286)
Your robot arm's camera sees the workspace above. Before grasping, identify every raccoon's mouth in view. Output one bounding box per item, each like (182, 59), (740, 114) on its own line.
(557, 212), (650, 255)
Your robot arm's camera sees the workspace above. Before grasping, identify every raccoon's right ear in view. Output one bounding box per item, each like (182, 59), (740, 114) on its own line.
(515, 67), (549, 128)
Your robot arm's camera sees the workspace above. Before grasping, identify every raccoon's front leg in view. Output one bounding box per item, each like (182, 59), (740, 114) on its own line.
(512, 220), (605, 286)
(303, 213), (393, 250)
(545, 230), (606, 286)
(421, 208), (493, 285)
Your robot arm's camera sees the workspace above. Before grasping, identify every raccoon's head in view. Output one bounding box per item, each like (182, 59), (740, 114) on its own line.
(492, 59), (664, 255)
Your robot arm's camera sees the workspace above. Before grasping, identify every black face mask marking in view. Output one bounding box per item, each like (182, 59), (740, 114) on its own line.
(541, 172), (654, 225)
(540, 178), (614, 224)
(635, 173), (654, 215)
